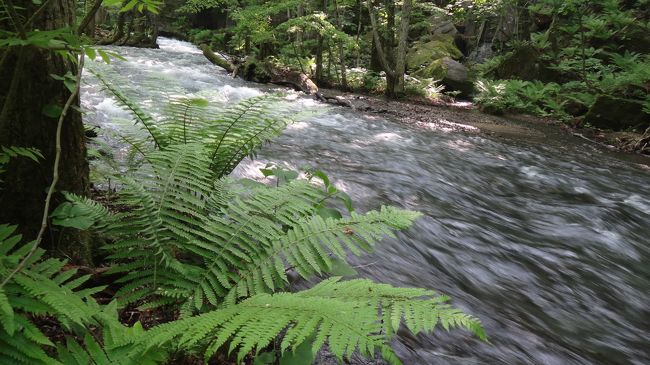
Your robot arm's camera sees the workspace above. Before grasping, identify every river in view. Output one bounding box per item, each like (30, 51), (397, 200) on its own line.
(81, 38), (650, 365)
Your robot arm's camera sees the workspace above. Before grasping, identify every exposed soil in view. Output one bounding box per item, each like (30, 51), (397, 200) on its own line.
(317, 89), (650, 163)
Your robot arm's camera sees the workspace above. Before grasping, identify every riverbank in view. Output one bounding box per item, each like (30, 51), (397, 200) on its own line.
(315, 88), (650, 161)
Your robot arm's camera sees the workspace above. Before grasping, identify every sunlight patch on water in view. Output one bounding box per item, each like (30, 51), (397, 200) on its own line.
(373, 132), (402, 142)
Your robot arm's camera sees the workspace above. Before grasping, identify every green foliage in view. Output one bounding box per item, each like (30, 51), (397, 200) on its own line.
(0, 225), (99, 364)
(91, 69), (299, 177)
(475, 0), (650, 123)
(474, 79), (568, 119)
(48, 77), (485, 363)
(0, 146), (42, 181)
(140, 278), (484, 364)
(1, 62), (485, 365)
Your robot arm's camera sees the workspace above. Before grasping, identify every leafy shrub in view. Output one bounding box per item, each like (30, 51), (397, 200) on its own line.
(474, 79), (568, 119)
(192, 29), (215, 45)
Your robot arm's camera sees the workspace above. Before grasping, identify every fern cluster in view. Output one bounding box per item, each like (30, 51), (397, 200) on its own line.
(0, 225), (164, 364)
(1, 70), (486, 364)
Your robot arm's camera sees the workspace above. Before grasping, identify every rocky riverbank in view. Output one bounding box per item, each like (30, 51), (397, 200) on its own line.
(315, 89), (650, 159)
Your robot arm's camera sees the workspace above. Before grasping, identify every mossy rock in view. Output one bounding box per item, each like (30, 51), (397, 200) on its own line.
(584, 95), (650, 132)
(407, 36), (463, 70)
(414, 57), (473, 97)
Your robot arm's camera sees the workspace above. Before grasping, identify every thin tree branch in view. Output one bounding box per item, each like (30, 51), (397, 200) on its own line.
(0, 54), (85, 289)
(77, 0), (104, 35)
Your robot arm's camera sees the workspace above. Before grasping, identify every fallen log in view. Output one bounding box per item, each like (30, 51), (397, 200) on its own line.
(200, 44), (236, 74)
(201, 45), (318, 95)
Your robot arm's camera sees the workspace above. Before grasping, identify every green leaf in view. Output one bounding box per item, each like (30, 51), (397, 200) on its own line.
(97, 49), (110, 64)
(0, 288), (15, 335)
(64, 79), (77, 93)
(337, 191), (354, 212)
(316, 206), (342, 219)
(42, 104), (63, 118)
(328, 258), (358, 277)
(50, 202), (95, 230)
(279, 338), (315, 365)
(106, 51), (127, 61)
(84, 47), (96, 60)
(253, 352), (276, 365)
(121, 0), (138, 12)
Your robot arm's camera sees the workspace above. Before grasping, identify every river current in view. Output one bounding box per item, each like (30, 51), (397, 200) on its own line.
(81, 38), (650, 365)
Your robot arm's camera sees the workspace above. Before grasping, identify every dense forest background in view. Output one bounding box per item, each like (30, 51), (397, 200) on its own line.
(87, 0), (650, 139)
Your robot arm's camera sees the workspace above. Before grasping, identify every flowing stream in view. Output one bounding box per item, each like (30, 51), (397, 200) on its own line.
(81, 38), (650, 365)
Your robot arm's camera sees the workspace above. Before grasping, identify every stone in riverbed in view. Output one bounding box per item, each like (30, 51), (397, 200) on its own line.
(584, 95), (650, 131)
(413, 57), (473, 97)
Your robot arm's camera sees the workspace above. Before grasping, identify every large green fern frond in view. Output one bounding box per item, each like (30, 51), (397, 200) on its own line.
(104, 144), (214, 304)
(298, 277), (487, 341)
(0, 225), (110, 365)
(223, 207), (422, 304)
(203, 95), (296, 177)
(142, 279), (484, 365)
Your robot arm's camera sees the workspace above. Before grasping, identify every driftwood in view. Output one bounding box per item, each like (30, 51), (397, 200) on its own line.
(201, 45), (319, 95)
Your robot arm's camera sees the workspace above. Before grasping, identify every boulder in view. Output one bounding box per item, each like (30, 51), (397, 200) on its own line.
(407, 36), (463, 69)
(584, 95), (650, 131)
(467, 43), (495, 64)
(493, 45), (559, 82)
(414, 57), (473, 97)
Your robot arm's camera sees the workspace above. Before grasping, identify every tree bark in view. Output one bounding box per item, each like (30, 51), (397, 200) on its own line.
(366, 0), (412, 97)
(0, 0), (91, 263)
(333, 0), (348, 90)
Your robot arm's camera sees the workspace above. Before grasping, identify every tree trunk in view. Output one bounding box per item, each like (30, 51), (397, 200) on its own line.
(367, 0), (412, 97)
(315, 35), (324, 84)
(0, 0), (91, 263)
(333, 0), (348, 90)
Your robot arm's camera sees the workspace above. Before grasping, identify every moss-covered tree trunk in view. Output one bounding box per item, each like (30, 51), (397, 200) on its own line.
(0, 0), (91, 263)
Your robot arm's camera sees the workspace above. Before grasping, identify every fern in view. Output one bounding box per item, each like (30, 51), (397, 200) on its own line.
(222, 206), (422, 304)
(0, 225), (103, 364)
(91, 69), (301, 178)
(141, 279), (485, 364)
(62, 69), (488, 364)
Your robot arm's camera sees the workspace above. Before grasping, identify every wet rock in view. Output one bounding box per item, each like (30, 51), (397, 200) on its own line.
(413, 57), (473, 97)
(584, 95), (650, 131)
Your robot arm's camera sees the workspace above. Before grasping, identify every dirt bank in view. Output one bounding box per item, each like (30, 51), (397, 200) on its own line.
(317, 89), (650, 163)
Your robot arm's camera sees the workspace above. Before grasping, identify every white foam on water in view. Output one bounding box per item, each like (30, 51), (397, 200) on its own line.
(157, 37), (203, 54)
(623, 194), (650, 214)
